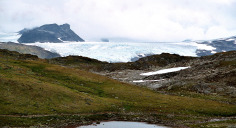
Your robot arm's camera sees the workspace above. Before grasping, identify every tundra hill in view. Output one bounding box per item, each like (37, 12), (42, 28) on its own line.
(49, 51), (236, 104)
(48, 53), (194, 71)
(0, 49), (236, 127)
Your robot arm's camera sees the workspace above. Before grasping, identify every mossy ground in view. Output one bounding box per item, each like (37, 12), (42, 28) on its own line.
(0, 50), (236, 127)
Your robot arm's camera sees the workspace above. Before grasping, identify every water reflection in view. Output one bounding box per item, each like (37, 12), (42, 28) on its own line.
(78, 121), (169, 128)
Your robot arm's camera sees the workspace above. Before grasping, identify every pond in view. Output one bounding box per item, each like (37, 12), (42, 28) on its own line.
(77, 121), (169, 128)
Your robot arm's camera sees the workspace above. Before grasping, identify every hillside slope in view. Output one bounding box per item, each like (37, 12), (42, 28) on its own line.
(155, 51), (236, 104)
(196, 36), (236, 56)
(0, 49), (235, 127)
(49, 51), (236, 106)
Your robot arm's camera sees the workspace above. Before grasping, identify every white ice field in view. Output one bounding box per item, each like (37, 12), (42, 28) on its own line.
(0, 32), (216, 63)
(25, 41), (200, 62)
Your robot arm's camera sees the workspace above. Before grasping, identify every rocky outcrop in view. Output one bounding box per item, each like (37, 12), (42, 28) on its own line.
(155, 51), (236, 103)
(18, 23), (84, 43)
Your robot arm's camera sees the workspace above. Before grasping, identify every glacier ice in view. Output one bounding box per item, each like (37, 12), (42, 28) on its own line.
(24, 42), (197, 62)
(1, 32), (236, 62)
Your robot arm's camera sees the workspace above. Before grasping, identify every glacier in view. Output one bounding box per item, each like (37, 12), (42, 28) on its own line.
(24, 42), (197, 62)
(2, 32), (232, 63)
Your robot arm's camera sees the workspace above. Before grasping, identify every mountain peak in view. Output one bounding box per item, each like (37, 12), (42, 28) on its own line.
(60, 23), (70, 29)
(18, 23), (84, 43)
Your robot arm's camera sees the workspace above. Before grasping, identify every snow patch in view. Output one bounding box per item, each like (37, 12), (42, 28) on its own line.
(133, 79), (165, 83)
(58, 38), (64, 42)
(211, 51), (217, 54)
(172, 42), (216, 51)
(226, 38), (235, 41)
(192, 42), (216, 51)
(140, 67), (190, 76)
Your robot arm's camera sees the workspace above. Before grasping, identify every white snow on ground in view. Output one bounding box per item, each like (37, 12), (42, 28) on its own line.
(226, 38), (235, 41)
(140, 67), (190, 76)
(133, 79), (165, 83)
(58, 38), (63, 42)
(175, 42), (216, 51)
(211, 51), (217, 54)
(24, 42), (197, 62)
(193, 43), (216, 50)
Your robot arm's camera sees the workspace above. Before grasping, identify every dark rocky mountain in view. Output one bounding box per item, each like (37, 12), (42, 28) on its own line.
(18, 28), (31, 34)
(18, 23), (84, 43)
(0, 42), (60, 59)
(196, 36), (236, 56)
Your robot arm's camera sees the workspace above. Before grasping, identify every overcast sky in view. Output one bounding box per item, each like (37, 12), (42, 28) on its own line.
(1, 0), (236, 42)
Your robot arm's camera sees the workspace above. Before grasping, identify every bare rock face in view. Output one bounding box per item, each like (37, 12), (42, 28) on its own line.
(18, 23), (84, 43)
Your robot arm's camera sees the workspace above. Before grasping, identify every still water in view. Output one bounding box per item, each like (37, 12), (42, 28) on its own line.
(77, 121), (169, 128)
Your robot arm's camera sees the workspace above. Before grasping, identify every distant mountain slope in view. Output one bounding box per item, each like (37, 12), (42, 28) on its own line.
(195, 36), (236, 56)
(18, 23), (84, 43)
(0, 42), (60, 59)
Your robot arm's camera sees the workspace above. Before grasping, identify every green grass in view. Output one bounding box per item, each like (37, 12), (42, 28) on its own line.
(0, 51), (236, 127)
(218, 60), (236, 67)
